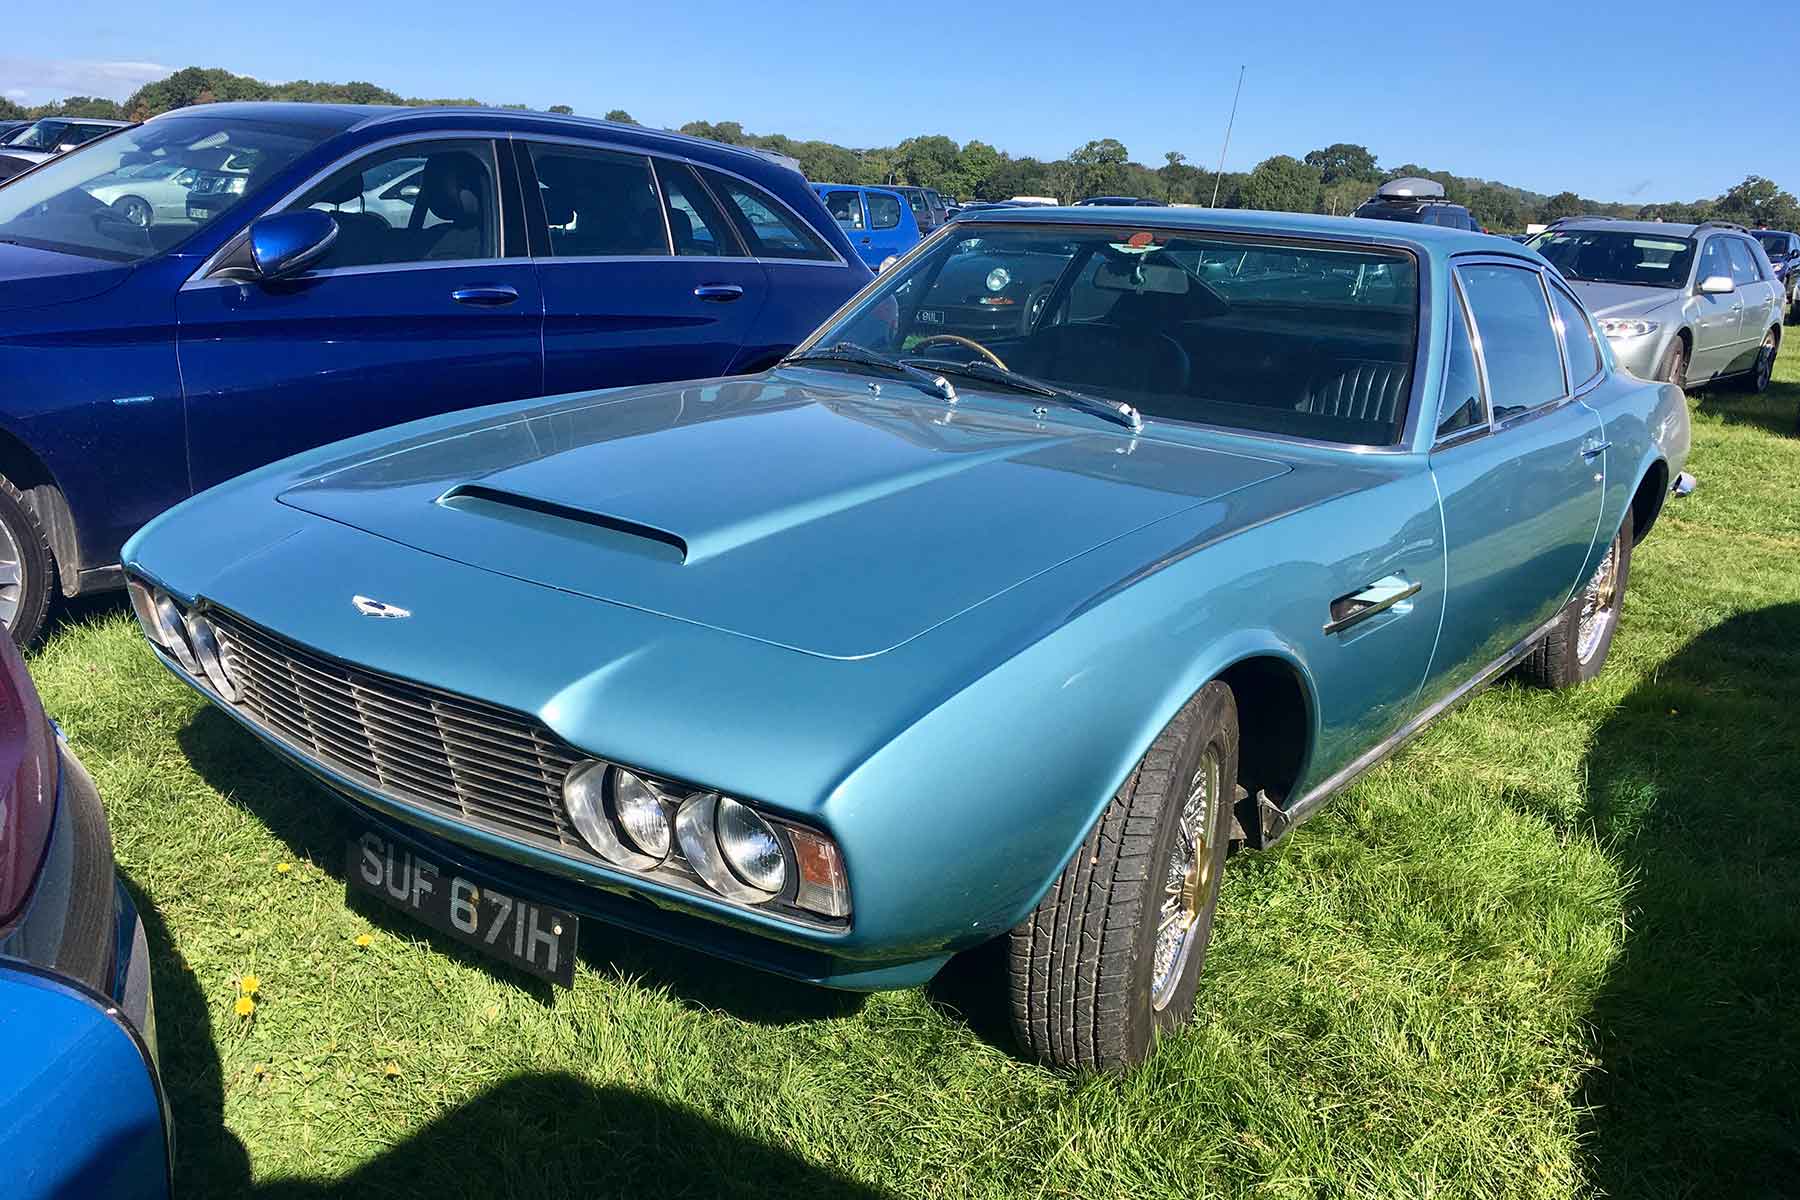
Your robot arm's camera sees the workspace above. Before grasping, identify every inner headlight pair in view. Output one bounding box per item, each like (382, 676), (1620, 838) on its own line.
(1598, 317), (1659, 340)
(128, 580), (240, 703)
(562, 762), (850, 919)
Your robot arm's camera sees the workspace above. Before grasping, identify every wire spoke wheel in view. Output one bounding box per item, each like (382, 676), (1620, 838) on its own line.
(1577, 542), (1619, 665)
(1151, 747), (1220, 1011)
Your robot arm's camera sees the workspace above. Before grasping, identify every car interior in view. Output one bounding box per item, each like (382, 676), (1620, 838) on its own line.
(305, 144), (499, 266)
(883, 233), (1419, 445)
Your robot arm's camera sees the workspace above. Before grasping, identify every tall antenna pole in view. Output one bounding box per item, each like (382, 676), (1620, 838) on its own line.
(1210, 65), (1246, 208)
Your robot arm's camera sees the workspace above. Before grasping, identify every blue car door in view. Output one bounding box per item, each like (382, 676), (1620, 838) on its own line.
(176, 135), (543, 493)
(862, 189), (918, 267)
(1423, 259), (1604, 700)
(817, 185), (873, 265)
(523, 144), (770, 394)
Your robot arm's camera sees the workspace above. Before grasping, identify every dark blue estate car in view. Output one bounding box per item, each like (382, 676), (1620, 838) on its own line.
(0, 102), (870, 644)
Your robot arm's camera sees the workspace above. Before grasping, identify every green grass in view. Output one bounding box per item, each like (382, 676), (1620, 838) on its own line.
(31, 336), (1800, 1199)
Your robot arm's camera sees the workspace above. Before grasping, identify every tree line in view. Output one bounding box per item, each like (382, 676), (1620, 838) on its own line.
(5, 67), (1796, 233)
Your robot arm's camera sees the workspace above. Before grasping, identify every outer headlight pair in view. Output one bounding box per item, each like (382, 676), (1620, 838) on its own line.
(561, 761), (850, 920)
(128, 580), (240, 702)
(1598, 317), (1659, 340)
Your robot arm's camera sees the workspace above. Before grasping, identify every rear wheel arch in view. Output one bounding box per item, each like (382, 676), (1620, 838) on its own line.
(1629, 459), (1669, 546)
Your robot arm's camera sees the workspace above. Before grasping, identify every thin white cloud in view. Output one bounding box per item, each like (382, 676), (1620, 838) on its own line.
(0, 56), (173, 101)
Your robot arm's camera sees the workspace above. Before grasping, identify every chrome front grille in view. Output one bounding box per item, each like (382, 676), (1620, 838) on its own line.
(207, 610), (585, 850)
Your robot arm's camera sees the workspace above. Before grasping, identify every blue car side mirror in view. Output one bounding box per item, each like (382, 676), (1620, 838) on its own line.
(248, 210), (338, 281)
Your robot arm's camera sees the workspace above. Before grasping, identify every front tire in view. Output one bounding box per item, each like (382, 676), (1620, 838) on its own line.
(1656, 337), (1688, 388)
(1518, 506), (1633, 689)
(1007, 681), (1238, 1071)
(1740, 329), (1777, 394)
(111, 195), (152, 228)
(0, 475), (55, 647)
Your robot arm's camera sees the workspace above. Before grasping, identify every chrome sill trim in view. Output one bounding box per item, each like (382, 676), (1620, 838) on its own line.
(1267, 607), (1566, 845)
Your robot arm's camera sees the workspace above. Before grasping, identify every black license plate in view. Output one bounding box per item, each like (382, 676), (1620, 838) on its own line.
(347, 831), (578, 986)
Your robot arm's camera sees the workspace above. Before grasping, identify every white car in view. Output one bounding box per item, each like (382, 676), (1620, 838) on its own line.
(83, 160), (201, 228)
(0, 117), (131, 167)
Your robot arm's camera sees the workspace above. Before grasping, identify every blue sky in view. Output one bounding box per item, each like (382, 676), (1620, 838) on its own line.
(4, 0), (1795, 203)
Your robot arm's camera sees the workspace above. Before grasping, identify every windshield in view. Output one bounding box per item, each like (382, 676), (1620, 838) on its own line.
(1755, 231), (1789, 256)
(1528, 229), (1695, 288)
(0, 116), (330, 263)
(806, 223), (1421, 446)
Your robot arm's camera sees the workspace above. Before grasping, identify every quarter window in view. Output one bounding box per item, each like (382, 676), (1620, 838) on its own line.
(1457, 264), (1565, 416)
(527, 144), (667, 257)
(700, 168), (836, 261)
(1437, 287), (1488, 439)
(868, 192), (902, 231)
(1549, 284), (1602, 386)
(294, 139), (500, 269)
(822, 189), (865, 230)
(654, 160), (741, 257)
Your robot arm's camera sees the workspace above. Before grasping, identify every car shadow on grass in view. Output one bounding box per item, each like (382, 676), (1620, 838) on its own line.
(1580, 601), (1800, 1196)
(128, 873), (893, 1200)
(1689, 373), (1799, 438)
(174, 705), (865, 1026)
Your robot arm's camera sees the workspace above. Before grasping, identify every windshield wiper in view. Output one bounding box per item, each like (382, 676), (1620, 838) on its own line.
(782, 342), (957, 405)
(901, 357), (1143, 431)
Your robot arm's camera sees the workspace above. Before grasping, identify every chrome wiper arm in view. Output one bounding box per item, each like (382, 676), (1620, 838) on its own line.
(782, 342), (956, 405)
(901, 357), (1142, 431)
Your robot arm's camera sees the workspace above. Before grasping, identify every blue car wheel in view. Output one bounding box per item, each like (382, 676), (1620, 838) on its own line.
(1007, 681), (1240, 1071)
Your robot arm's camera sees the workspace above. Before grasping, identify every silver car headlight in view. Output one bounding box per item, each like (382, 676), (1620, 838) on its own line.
(1598, 318), (1659, 339)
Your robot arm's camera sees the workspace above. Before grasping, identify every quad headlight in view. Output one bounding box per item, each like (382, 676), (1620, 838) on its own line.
(129, 580), (244, 702)
(561, 759), (850, 921)
(1598, 317), (1659, 340)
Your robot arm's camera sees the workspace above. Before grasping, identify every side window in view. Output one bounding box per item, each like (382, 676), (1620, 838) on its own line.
(1549, 284), (1602, 386)
(527, 143), (667, 257)
(293, 139), (499, 269)
(653, 160), (742, 257)
(1724, 238), (1762, 286)
(1436, 287), (1488, 439)
(699, 168), (837, 261)
(1457, 264), (1566, 416)
(822, 189), (865, 230)
(1696, 237), (1731, 286)
(868, 192), (902, 231)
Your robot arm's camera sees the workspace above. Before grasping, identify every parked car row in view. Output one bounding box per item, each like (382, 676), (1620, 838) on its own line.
(0, 104), (1710, 1177)
(0, 117), (133, 184)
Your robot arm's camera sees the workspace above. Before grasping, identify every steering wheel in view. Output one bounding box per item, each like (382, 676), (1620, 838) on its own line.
(911, 333), (1007, 371)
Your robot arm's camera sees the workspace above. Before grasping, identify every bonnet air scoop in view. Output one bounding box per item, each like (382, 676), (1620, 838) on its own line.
(437, 484), (689, 565)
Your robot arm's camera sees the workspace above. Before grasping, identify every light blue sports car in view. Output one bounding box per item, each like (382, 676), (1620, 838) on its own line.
(122, 208), (1691, 1070)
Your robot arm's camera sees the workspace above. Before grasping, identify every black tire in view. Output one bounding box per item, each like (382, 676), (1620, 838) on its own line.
(0, 475), (55, 648)
(1518, 506), (1633, 689)
(1007, 681), (1238, 1071)
(1739, 328), (1777, 394)
(1656, 337), (1688, 388)
(111, 195), (152, 228)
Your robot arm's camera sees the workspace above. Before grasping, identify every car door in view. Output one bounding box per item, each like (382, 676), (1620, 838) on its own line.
(1723, 236), (1778, 369)
(1688, 234), (1743, 381)
(864, 190), (916, 265)
(820, 187), (874, 264)
(522, 141), (770, 395)
(1423, 260), (1605, 700)
(177, 134), (544, 492)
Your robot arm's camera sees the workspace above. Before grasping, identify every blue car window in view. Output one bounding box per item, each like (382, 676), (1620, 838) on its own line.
(1548, 284), (1602, 386)
(699, 168), (836, 262)
(822, 189), (865, 230)
(1457, 264), (1565, 416)
(1436, 286), (1488, 439)
(654, 159), (742, 257)
(527, 143), (668, 258)
(868, 192), (902, 231)
(293, 139), (499, 269)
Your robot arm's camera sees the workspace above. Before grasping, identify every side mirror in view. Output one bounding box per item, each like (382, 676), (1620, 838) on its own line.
(397, 183), (420, 201)
(877, 255), (898, 273)
(248, 210), (339, 281)
(1698, 274), (1736, 295)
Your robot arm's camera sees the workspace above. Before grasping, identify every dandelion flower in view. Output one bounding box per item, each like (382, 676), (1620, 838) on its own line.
(383, 1062), (401, 1079)
(235, 995), (256, 1017)
(239, 974), (261, 995)
(276, 862), (292, 874)
(354, 933), (374, 949)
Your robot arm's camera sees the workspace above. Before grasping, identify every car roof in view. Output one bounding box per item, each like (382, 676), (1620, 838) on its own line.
(962, 204), (1522, 255)
(1545, 218), (1711, 238)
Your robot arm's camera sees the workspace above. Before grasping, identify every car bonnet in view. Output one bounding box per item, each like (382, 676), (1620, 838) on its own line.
(276, 374), (1290, 660)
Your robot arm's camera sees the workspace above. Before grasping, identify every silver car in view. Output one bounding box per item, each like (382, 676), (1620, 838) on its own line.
(1528, 219), (1784, 392)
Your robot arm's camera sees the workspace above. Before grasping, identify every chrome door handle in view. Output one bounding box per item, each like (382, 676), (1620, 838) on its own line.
(1581, 439), (1612, 460)
(451, 285), (520, 307)
(692, 283), (745, 302)
(1324, 576), (1421, 636)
